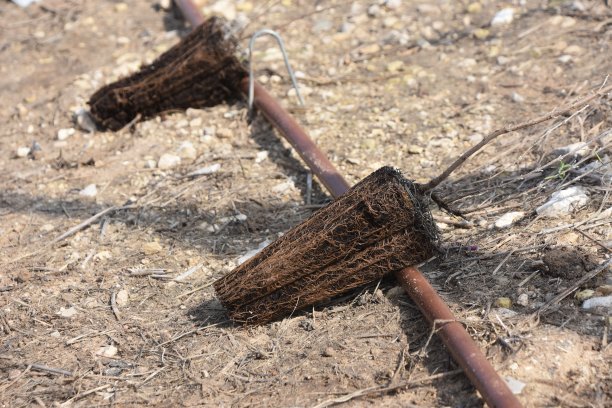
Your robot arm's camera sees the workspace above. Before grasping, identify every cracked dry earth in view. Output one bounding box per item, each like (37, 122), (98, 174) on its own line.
(0, 0), (611, 407)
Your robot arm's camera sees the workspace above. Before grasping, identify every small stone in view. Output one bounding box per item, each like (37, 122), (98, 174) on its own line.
(432, 21), (444, 31)
(386, 60), (404, 72)
(597, 285), (612, 296)
(50, 330), (61, 337)
(511, 92), (525, 103)
(492, 307), (518, 318)
(287, 85), (312, 98)
(142, 241), (163, 255)
(203, 126), (216, 136)
(16, 146), (30, 158)
(175, 119), (189, 129)
(199, 222), (218, 233)
(299, 320), (314, 331)
(560, 17), (576, 28)
(94, 251), (112, 261)
(582, 295), (612, 310)
(416, 4), (441, 15)
(144, 159), (157, 169)
(186, 163), (221, 177)
(491, 8), (514, 26)
(79, 184), (98, 198)
(382, 30), (409, 45)
(322, 347), (335, 357)
(495, 297), (512, 308)
(178, 141), (197, 160)
(218, 213), (247, 224)
(357, 43), (381, 55)
(536, 187), (589, 218)
(272, 179), (296, 194)
(574, 289), (594, 301)
(114, 3), (128, 12)
(105, 367), (122, 376)
(497, 56), (510, 65)
(467, 134), (484, 144)
(189, 117), (203, 128)
(428, 137), (452, 148)
(40, 224), (55, 232)
(157, 153), (181, 169)
(340, 21), (355, 33)
(97, 344), (118, 358)
(362, 138), (377, 150)
(367, 4), (381, 17)
(74, 109), (97, 132)
(385, 0), (401, 10)
(216, 128), (233, 138)
(473, 28), (490, 40)
(255, 151), (268, 163)
(558, 55), (572, 64)
(517, 293), (529, 307)
(467, 2), (482, 14)
(407, 145), (423, 154)
(206, 0), (236, 20)
(494, 211), (524, 229)
(58, 306), (78, 318)
(158, 0), (172, 10)
(505, 376), (526, 395)
(8, 369), (22, 381)
(488, 45), (500, 57)
(236, 2), (253, 12)
(570, 1), (586, 11)
(115, 289), (129, 306)
(436, 222), (449, 230)
(313, 19), (333, 32)
(57, 127), (75, 141)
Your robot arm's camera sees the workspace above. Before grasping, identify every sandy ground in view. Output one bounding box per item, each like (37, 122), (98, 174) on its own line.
(0, 0), (611, 407)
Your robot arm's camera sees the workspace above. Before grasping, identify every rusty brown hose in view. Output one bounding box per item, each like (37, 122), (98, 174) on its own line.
(398, 267), (521, 407)
(174, 1), (522, 407)
(241, 78), (351, 196)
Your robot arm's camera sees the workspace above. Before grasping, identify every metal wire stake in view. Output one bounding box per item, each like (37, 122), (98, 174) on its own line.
(248, 29), (305, 111)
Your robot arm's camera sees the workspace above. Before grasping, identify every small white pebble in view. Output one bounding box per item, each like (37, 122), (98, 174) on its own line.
(255, 151), (269, 163)
(505, 376), (526, 395)
(79, 184), (97, 198)
(511, 92), (525, 103)
(16, 146), (30, 158)
(57, 306), (77, 318)
(491, 8), (514, 26)
(115, 289), (129, 306)
(157, 153), (181, 169)
(97, 344), (118, 357)
(494, 211), (524, 229)
(582, 295), (612, 310)
(57, 128), (75, 140)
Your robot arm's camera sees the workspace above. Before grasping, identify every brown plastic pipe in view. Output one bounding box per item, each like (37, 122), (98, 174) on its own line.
(398, 267), (521, 407)
(174, 1), (522, 407)
(241, 78), (352, 195)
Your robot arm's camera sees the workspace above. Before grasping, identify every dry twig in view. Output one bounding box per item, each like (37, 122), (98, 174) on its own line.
(110, 291), (121, 321)
(538, 259), (612, 314)
(311, 369), (463, 408)
(425, 84), (612, 191)
(52, 205), (133, 244)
